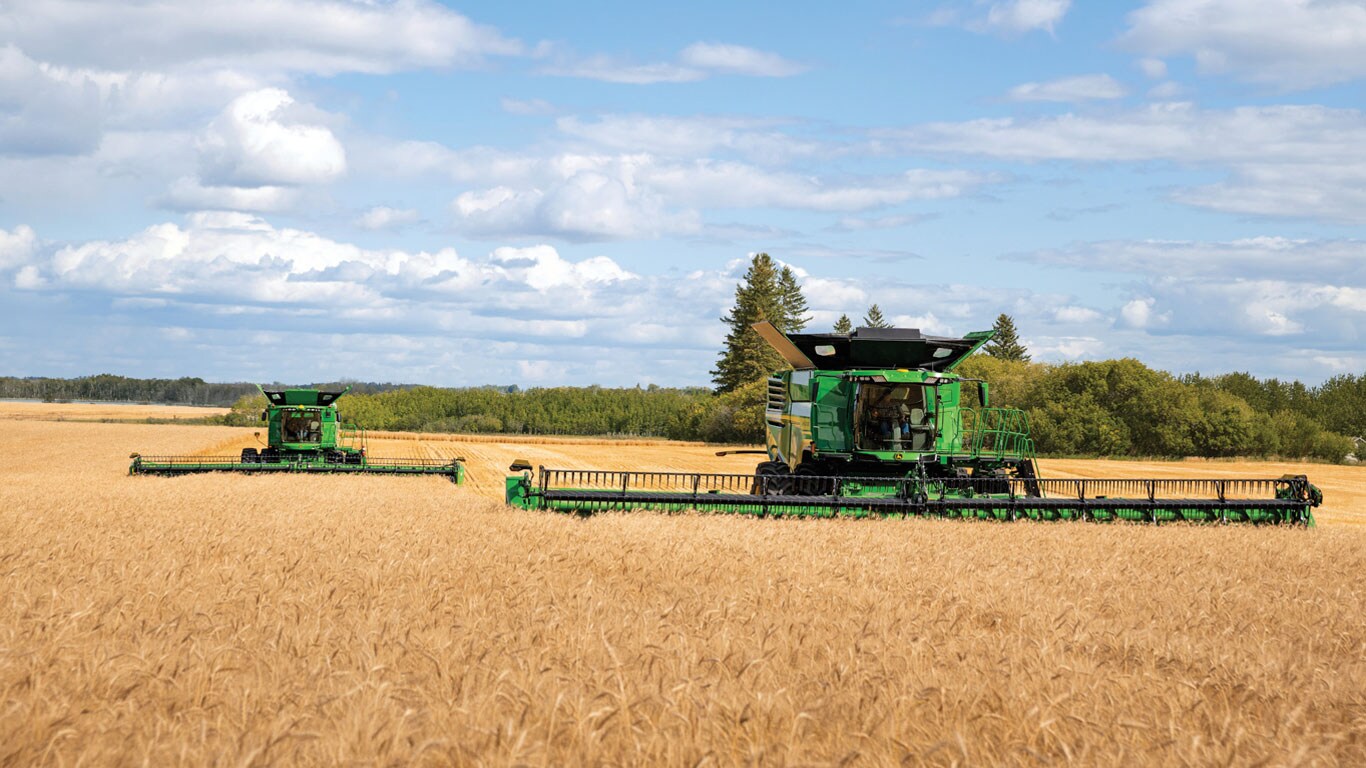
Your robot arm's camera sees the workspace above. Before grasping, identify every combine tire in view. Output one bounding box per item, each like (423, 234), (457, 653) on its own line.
(791, 463), (834, 496)
(752, 461), (791, 496)
(241, 448), (259, 464)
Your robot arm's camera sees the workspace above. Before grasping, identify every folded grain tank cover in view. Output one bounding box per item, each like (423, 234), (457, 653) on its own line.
(260, 386), (351, 406)
(783, 326), (994, 372)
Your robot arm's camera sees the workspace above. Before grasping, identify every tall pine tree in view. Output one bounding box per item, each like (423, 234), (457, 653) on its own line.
(862, 304), (891, 328)
(776, 266), (811, 332)
(833, 314), (853, 334)
(712, 254), (784, 393)
(984, 313), (1031, 361)
(712, 254), (811, 393)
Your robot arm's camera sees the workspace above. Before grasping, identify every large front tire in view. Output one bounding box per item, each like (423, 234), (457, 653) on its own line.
(752, 461), (791, 496)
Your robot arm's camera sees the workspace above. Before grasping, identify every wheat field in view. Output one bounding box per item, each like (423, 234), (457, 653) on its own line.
(2, 411), (1364, 765)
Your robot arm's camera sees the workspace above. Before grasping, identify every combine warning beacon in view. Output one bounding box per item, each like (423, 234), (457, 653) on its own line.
(130, 385), (465, 482)
(506, 322), (1321, 524)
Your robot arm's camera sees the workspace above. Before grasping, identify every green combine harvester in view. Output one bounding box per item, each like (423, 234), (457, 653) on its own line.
(130, 386), (465, 482)
(507, 322), (1321, 524)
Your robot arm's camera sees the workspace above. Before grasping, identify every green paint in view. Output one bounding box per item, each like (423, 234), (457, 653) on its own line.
(131, 385), (464, 482)
(507, 323), (1321, 525)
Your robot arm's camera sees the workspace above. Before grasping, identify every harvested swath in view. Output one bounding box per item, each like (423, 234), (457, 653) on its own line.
(1, 418), (1364, 765)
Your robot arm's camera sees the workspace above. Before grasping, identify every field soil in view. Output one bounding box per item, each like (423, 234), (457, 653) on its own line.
(2, 407), (1364, 765)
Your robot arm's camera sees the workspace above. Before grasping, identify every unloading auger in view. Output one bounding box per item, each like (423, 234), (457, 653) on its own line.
(131, 385), (465, 482)
(506, 322), (1321, 525)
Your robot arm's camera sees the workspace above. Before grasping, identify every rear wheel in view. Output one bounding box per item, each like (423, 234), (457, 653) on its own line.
(240, 447), (259, 464)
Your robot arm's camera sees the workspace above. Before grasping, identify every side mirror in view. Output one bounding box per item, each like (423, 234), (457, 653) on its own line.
(977, 382), (990, 409)
(260, 410), (268, 422)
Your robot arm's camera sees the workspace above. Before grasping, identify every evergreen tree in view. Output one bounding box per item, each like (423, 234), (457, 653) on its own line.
(711, 254), (786, 393)
(862, 304), (891, 328)
(984, 313), (1031, 361)
(776, 266), (811, 332)
(833, 314), (853, 334)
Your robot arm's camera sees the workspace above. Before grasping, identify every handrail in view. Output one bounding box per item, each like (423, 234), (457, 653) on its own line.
(954, 408), (1035, 460)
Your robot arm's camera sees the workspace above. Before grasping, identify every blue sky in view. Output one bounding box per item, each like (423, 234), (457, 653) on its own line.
(1, 0), (1363, 386)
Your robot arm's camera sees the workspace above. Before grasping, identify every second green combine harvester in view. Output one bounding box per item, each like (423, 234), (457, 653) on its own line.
(131, 385), (465, 482)
(507, 322), (1321, 524)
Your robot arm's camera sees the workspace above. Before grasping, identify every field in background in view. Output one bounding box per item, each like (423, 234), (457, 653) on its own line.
(0, 399), (229, 421)
(1, 409), (1363, 765)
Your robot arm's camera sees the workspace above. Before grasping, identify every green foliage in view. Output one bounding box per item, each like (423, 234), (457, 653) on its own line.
(984, 313), (1030, 362)
(861, 304), (890, 328)
(329, 385), (715, 440)
(1265, 410), (1356, 461)
(1316, 374), (1366, 439)
(1189, 388), (1258, 458)
(776, 266), (811, 332)
(223, 393), (269, 426)
(696, 379), (768, 444)
(1030, 397), (1132, 456)
(1004, 358), (1356, 461)
(711, 253), (810, 393)
(954, 356), (1035, 408)
(833, 314), (852, 334)
(426, 414), (504, 433)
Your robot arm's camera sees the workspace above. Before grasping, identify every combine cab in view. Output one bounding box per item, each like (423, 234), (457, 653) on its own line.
(507, 322), (1320, 525)
(131, 386), (465, 482)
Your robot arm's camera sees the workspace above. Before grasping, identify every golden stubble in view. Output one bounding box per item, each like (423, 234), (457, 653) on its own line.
(1, 418), (1363, 766)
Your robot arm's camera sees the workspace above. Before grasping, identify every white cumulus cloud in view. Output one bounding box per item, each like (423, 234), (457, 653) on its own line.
(1118, 297), (1167, 329)
(1124, 0), (1366, 89)
(888, 103), (1366, 222)
(986, 0), (1072, 34)
(2, 0), (523, 77)
(1053, 305), (1103, 324)
(0, 224), (38, 269)
(198, 88), (346, 187)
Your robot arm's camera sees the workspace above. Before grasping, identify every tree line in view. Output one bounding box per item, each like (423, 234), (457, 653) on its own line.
(0, 374), (418, 406)
(957, 356), (1359, 461)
